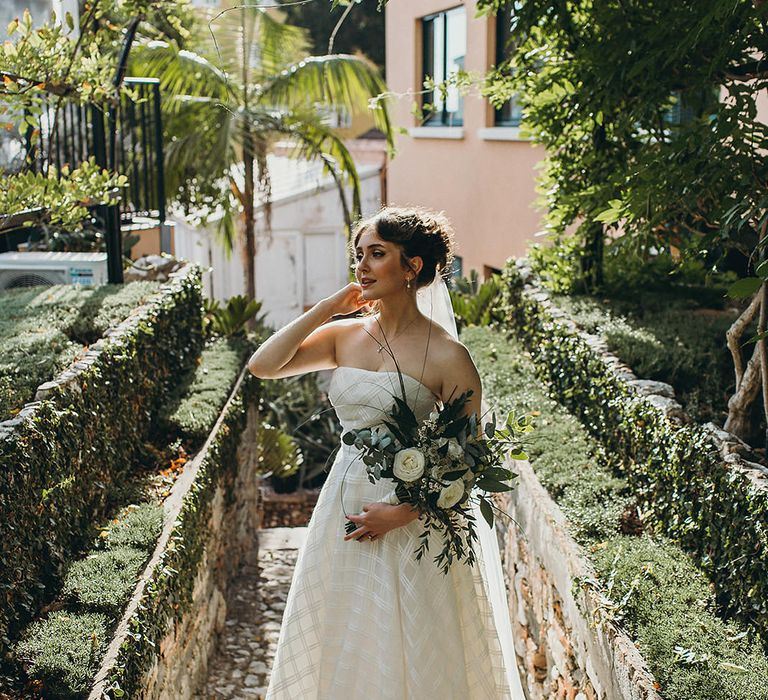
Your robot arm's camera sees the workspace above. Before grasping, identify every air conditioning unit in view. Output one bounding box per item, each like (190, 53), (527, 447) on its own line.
(0, 252), (109, 289)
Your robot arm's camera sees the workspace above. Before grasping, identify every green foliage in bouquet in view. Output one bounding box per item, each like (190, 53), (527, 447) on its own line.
(342, 388), (532, 574)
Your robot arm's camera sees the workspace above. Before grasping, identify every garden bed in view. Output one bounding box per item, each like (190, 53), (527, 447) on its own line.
(493, 258), (768, 640)
(546, 291), (739, 429)
(0, 263), (204, 683)
(463, 325), (768, 699)
(8, 330), (261, 697)
(0, 280), (163, 422)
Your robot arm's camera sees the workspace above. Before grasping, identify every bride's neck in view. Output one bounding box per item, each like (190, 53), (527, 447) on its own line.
(375, 294), (421, 335)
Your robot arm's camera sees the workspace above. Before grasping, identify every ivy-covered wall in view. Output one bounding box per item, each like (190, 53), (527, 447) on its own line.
(0, 263), (204, 662)
(93, 369), (261, 699)
(500, 259), (768, 641)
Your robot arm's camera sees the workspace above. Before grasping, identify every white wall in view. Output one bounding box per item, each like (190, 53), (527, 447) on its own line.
(172, 162), (383, 329)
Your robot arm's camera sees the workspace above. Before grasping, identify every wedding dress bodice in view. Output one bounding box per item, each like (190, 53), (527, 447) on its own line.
(328, 366), (439, 432)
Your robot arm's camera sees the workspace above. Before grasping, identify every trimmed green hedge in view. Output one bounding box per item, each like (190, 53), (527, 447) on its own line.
(16, 612), (109, 699)
(0, 265), (203, 666)
(11, 327), (259, 696)
(0, 281), (163, 422)
(154, 335), (256, 450)
(62, 548), (148, 616)
(98, 503), (164, 552)
(499, 259), (768, 641)
(592, 537), (768, 700)
(463, 325), (768, 699)
(13, 501), (162, 696)
(102, 370), (259, 699)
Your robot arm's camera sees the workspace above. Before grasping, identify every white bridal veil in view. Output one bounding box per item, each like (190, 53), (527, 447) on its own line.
(416, 274), (525, 698)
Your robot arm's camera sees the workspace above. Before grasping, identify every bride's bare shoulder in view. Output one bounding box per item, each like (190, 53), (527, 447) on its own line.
(427, 322), (479, 376)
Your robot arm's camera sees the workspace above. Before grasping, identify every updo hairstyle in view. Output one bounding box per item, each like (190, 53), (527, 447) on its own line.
(351, 206), (455, 288)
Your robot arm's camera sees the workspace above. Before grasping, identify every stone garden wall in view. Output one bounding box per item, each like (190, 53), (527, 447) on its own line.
(497, 458), (661, 700)
(90, 392), (264, 699)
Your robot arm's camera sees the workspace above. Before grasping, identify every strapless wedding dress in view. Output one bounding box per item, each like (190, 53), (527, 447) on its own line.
(265, 366), (525, 699)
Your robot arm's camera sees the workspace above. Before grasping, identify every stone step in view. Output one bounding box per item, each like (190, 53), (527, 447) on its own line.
(258, 526), (308, 551)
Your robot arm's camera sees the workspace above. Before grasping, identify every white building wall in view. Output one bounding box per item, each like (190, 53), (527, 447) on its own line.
(172, 162), (383, 329)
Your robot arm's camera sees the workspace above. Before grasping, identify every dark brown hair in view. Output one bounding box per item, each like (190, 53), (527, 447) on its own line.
(352, 206), (455, 288)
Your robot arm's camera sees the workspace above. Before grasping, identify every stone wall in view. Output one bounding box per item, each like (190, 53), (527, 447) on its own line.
(90, 401), (264, 700)
(497, 458), (661, 700)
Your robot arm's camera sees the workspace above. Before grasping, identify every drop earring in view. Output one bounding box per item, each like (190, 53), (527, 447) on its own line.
(406, 277), (412, 289)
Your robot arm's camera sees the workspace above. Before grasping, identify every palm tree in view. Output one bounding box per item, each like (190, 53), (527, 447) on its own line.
(131, 3), (393, 302)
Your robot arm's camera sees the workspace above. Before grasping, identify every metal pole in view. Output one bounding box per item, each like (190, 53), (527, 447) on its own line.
(151, 81), (170, 253)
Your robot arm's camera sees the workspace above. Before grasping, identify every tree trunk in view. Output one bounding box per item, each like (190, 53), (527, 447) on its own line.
(757, 219), (768, 450)
(724, 345), (762, 438)
(725, 219), (768, 441)
(242, 133), (257, 304)
(240, 4), (256, 306)
(726, 292), (761, 388)
(580, 122), (607, 292)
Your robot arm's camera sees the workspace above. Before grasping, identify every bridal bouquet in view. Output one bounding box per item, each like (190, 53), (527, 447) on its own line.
(342, 388), (532, 574)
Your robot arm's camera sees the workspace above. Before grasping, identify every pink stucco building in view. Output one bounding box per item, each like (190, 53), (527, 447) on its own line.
(384, 0), (546, 278)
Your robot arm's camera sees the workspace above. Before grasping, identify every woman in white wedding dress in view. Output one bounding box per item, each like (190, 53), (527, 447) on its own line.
(248, 206), (526, 699)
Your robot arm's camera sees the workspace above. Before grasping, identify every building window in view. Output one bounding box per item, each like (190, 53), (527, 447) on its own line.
(663, 89), (720, 126)
(493, 5), (523, 127)
(422, 7), (466, 127)
(450, 255), (463, 281)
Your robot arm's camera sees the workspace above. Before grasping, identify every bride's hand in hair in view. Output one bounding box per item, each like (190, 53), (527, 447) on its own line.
(324, 282), (370, 317)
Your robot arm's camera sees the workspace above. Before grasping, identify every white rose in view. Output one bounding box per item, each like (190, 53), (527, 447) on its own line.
(447, 438), (464, 460)
(393, 448), (426, 482)
(436, 479), (465, 509)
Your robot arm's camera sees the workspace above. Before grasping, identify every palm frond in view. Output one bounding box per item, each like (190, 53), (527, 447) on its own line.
(204, 6), (310, 84)
(163, 100), (235, 198)
(130, 39), (234, 108)
(259, 54), (394, 151)
(239, 107), (363, 235)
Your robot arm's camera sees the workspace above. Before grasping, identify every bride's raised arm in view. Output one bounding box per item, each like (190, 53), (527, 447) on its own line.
(247, 282), (367, 379)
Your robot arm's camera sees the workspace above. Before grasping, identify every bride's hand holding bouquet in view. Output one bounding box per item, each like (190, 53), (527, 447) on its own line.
(343, 382), (532, 575)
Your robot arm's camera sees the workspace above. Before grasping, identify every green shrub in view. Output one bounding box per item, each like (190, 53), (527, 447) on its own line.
(528, 235), (583, 294)
(449, 273), (502, 330)
(592, 537), (768, 700)
(155, 335), (254, 449)
(99, 503), (164, 552)
(259, 371), (340, 490)
(256, 423), (304, 479)
(463, 324), (768, 699)
(203, 294), (266, 338)
(15, 611), (109, 698)
(551, 293), (737, 424)
(499, 259), (768, 645)
(62, 548), (147, 616)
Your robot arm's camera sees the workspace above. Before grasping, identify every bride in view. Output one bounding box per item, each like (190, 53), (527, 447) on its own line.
(247, 206), (526, 699)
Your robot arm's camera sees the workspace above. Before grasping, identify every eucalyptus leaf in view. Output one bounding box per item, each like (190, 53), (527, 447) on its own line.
(479, 497), (494, 529)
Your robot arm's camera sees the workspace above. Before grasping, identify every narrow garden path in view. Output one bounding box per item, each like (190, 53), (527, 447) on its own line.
(202, 527), (307, 699)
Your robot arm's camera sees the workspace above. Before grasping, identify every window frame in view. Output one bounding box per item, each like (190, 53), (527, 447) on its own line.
(421, 6), (466, 128)
(492, 5), (523, 128)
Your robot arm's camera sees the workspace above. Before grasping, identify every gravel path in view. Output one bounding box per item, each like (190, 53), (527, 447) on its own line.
(202, 527), (306, 699)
